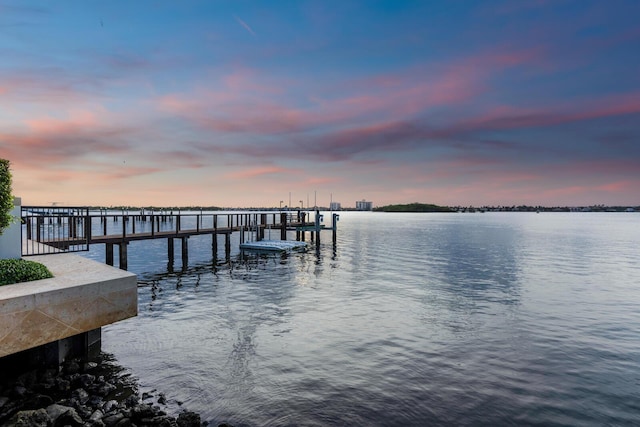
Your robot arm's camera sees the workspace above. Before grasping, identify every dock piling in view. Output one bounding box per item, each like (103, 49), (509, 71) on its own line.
(280, 213), (287, 240)
(181, 237), (189, 268)
(168, 238), (175, 262)
(106, 243), (114, 266)
(119, 242), (128, 270)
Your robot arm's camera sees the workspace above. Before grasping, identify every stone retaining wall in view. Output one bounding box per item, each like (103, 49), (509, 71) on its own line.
(0, 252), (137, 359)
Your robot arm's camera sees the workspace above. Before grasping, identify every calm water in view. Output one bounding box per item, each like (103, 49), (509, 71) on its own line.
(86, 212), (640, 426)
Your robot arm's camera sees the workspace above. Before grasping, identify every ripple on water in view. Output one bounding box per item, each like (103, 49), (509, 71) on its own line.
(100, 212), (640, 426)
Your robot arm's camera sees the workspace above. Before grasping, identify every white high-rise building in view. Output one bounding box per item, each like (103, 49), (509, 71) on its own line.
(330, 202), (341, 211)
(355, 200), (373, 211)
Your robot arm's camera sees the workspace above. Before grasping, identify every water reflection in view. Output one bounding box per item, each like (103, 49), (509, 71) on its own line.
(427, 220), (523, 305)
(100, 212), (640, 426)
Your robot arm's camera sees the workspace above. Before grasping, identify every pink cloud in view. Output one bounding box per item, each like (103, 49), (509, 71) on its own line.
(1, 112), (136, 172)
(226, 166), (298, 179)
(562, 159), (640, 176)
(26, 111), (98, 136)
(595, 180), (636, 193)
(155, 45), (539, 139)
(0, 74), (89, 105)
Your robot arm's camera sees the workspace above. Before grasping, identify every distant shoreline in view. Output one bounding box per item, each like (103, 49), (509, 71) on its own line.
(24, 204), (639, 213)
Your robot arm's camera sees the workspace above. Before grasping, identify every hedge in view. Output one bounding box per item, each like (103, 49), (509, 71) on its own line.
(0, 258), (54, 286)
(0, 159), (13, 235)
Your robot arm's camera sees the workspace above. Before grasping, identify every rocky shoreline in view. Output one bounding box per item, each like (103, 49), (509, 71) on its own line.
(0, 353), (231, 427)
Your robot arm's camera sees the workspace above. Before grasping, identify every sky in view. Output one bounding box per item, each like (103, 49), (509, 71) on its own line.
(1, 1), (639, 208)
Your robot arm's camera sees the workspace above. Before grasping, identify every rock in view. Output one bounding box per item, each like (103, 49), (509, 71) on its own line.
(46, 403), (69, 420)
(0, 399), (20, 422)
(88, 394), (105, 409)
(75, 373), (96, 389)
(23, 394), (54, 410)
(140, 415), (175, 426)
(46, 403), (84, 427)
(65, 360), (81, 375)
(74, 403), (93, 420)
(124, 395), (138, 408)
(90, 408), (105, 421)
(72, 387), (90, 405)
(96, 382), (117, 397)
(17, 370), (38, 388)
(6, 408), (51, 427)
(177, 411), (201, 427)
(103, 399), (119, 413)
(84, 362), (99, 371)
(13, 385), (28, 398)
(114, 417), (133, 427)
(0, 356), (206, 427)
(56, 377), (71, 393)
(102, 411), (125, 427)
(131, 403), (157, 421)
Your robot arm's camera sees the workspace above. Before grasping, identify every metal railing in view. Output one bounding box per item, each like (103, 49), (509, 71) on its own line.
(20, 207), (314, 256)
(22, 206), (90, 255)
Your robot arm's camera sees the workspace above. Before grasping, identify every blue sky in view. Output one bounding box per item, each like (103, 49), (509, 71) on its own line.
(1, 0), (639, 207)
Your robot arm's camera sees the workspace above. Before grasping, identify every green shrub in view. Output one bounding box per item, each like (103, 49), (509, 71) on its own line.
(0, 259), (54, 286)
(0, 159), (14, 235)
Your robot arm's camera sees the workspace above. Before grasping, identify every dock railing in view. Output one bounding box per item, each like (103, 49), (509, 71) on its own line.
(21, 208), (313, 256)
(22, 206), (90, 255)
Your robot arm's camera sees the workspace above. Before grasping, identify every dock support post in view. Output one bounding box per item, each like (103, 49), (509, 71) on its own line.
(181, 237), (188, 268)
(280, 213), (287, 240)
(106, 243), (114, 266)
(212, 234), (218, 259)
(332, 213), (339, 245)
(85, 214), (91, 242)
(168, 238), (174, 262)
(225, 233), (231, 260)
(119, 242), (128, 270)
(259, 214), (267, 241)
(315, 209), (321, 248)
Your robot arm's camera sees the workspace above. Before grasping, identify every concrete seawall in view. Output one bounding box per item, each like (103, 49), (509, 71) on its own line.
(0, 252), (137, 365)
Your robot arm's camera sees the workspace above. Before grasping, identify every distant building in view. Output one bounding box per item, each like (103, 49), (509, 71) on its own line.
(356, 199), (373, 211)
(330, 202), (341, 211)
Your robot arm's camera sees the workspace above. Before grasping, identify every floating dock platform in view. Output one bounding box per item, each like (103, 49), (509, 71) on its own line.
(239, 240), (308, 252)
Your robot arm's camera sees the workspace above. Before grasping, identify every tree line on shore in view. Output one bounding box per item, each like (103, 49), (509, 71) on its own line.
(373, 203), (638, 213)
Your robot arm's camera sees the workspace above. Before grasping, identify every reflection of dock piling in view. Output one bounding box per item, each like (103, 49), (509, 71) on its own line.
(21, 207), (339, 270)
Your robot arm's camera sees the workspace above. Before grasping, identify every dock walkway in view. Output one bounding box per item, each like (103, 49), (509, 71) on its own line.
(22, 208), (338, 269)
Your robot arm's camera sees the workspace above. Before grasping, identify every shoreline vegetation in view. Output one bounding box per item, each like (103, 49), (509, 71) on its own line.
(374, 203), (454, 212)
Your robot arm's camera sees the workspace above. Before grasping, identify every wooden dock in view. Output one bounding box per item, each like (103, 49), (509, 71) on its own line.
(22, 208), (339, 270)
